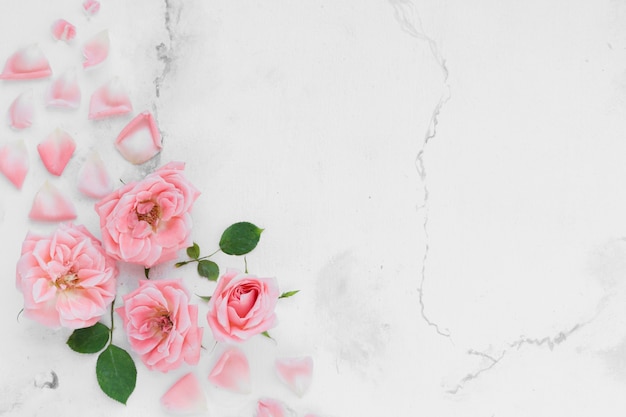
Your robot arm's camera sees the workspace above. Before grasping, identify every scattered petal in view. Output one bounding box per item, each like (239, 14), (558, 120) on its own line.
(275, 356), (313, 397)
(45, 70), (81, 109)
(88, 77), (132, 119)
(51, 19), (76, 42)
(29, 181), (77, 222)
(37, 129), (76, 176)
(256, 398), (292, 417)
(161, 373), (207, 415)
(115, 111), (162, 164)
(0, 44), (52, 80)
(77, 151), (112, 198)
(208, 347), (251, 394)
(82, 30), (109, 68)
(82, 0), (101, 16)
(8, 90), (34, 129)
(0, 140), (29, 189)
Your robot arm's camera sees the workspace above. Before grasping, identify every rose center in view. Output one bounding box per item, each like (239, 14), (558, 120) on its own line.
(54, 271), (79, 291)
(154, 314), (173, 334)
(136, 201), (161, 228)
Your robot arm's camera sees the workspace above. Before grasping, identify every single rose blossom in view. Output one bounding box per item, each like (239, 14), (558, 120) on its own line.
(207, 269), (279, 343)
(16, 223), (118, 329)
(117, 279), (203, 372)
(95, 161), (200, 268)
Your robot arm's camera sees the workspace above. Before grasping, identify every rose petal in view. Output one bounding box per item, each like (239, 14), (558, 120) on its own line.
(88, 77), (132, 119)
(51, 19), (76, 42)
(8, 90), (34, 129)
(160, 373), (207, 415)
(256, 398), (292, 417)
(0, 44), (52, 80)
(77, 151), (112, 198)
(208, 347), (251, 394)
(275, 356), (313, 397)
(82, 30), (109, 68)
(37, 129), (76, 176)
(29, 181), (77, 222)
(0, 139), (29, 189)
(45, 70), (81, 109)
(115, 111), (162, 164)
(82, 0), (100, 16)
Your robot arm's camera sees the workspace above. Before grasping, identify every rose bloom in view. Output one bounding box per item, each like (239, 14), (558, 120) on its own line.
(117, 279), (202, 372)
(16, 223), (118, 329)
(207, 269), (279, 343)
(95, 161), (199, 268)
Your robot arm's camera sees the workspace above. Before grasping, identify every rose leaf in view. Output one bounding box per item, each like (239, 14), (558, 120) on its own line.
(219, 222), (263, 256)
(197, 260), (219, 281)
(279, 290), (300, 299)
(67, 322), (110, 353)
(186, 242), (200, 259)
(96, 345), (137, 405)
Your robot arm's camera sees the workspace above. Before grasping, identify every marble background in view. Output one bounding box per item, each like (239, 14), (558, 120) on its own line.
(1, 0), (626, 416)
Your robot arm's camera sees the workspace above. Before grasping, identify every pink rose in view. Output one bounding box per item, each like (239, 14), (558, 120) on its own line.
(95, 161), (200, 268)
(15, 223), (118, 329)
(116, 279), (203, 372)
(207, 269), (279, 343)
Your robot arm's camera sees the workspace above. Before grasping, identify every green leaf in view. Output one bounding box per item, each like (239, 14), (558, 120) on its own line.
(261, 331), (273, 340)
(186, 242), (200, 259)
(197, 260), (219, 281)
(67, 322), (110, 354)
(144, 268), (150, 279)
(279, 290), (300, 299)
(96, 345), (137, 405)
(195, 294), (212, 302)
(219, 222), (263, 255)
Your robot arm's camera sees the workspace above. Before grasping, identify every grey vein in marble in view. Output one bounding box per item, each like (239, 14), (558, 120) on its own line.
(388, 0), (451, 338)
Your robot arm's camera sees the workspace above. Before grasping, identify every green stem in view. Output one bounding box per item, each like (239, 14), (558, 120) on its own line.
(176, 248), (222, 267)
(109, 299), (115, 346)
(244, 256), (248, 274)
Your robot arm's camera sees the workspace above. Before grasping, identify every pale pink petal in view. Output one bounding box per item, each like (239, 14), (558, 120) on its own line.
(37, 129), (76, 176)
(51, 19), (76, 42)
(0, 45), (52, 80)
(275, 356), (313, 397)
(82, 30), (109, 68)
(82, 0), (100, 16)
(77, 151), (112, 198)
(160, 373), (207, 415)
(29, 181), (77, 222)
(0, 140), (29, 189)
(208, 347), (251, 394)
(256, 398), (291, 417)
(8, 90), (34, 129)
(115, 111), (162, 164)
(45, 70), (81, 109)
(88, 77), (132, 119)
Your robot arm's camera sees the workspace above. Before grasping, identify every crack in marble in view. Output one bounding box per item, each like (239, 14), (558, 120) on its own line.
(154, 0), (180, 100)
(388, 0), (452, 338)
(446, 350), (506, 394)
(509, 323), (582, 351)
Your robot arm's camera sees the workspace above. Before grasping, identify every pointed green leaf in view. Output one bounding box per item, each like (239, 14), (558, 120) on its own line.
(186, 242), (200, 259)
(197, 260), (219, 281)
(219, 222), (263, 255)
(279, 290), (300, 299)
(195, 294), (212, 302)
(261, 331), (273, 340)
(67, 322), (110, 353)
(96, 345), (136, 405)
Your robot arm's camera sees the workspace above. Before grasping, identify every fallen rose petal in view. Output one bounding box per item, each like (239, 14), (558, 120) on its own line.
(114, 111), (162, 164)
(77, 151), (112, 198)
(0, 140), (29, 189)
(88, 77), (132, 119)
(29, 181), (77, 221)
(8, 90), (34, 129)
(45, 70), (81, 109)
(82, 30), (109, 68)
(37, 129), (76, 176)
(208, 347), (251, 394)
(0, 44), (52, 80)
(275, 356), (313, 397)
(82, 0), (100, 16)
(51, 19), (76, 42)
(161, 373), (207, 415)
(256, 398), (291, 417)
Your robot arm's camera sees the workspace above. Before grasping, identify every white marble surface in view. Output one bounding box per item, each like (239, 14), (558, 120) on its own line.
(2, 0), (626, 416)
